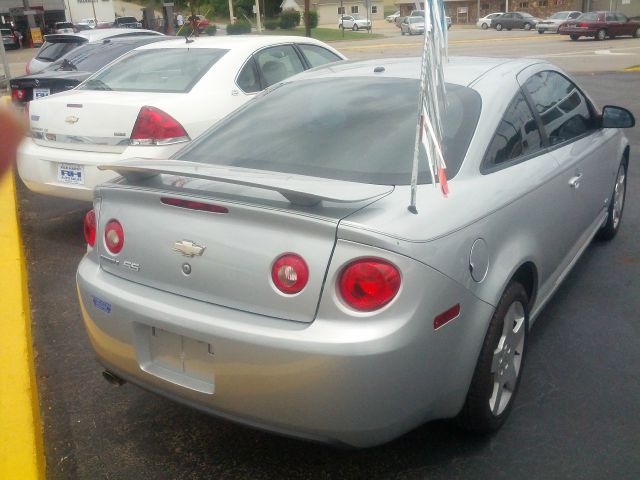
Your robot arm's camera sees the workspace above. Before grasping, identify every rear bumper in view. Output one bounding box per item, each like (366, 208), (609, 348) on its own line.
(76, 244), (494, 447)
(17, 138), (184, 201)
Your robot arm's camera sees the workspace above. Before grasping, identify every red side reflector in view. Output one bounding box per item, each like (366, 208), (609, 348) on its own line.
(161, 197), (229, 214)
(83, 210), (96, 247)
(433, 304), (460, 330)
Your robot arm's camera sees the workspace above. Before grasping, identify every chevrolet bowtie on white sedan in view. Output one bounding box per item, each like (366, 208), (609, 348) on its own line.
(18, 36), (345, 201)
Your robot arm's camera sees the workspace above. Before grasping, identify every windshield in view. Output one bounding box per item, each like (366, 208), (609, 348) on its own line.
(577, 12), (600, 21)
(178, 78), (482, 185)
(550, 12), (569, 19)
(79, 48), (227, 93)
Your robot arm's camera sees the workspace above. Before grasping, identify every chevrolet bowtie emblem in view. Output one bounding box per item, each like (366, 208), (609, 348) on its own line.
(65, 115), (79, 124)
(173, 240), (206, 257)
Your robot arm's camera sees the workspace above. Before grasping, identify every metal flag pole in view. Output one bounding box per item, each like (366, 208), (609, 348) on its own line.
(408, 0), (449, 214)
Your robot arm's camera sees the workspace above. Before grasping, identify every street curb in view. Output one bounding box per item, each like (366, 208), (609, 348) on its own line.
(0, 131), (46, 476)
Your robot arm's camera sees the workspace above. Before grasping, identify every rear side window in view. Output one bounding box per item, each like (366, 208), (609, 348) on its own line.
(523, 71), (595, 145)
(254, 45), (305, 87)
(178, 78), (482, 185)
(79, 48), (228, 93)
(484, 92), (542, 169)
(297, 44), (342, 68)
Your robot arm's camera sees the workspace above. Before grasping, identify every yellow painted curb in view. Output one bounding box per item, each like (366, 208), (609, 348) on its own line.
(0, 170), (45, 479)
(623, 65), (640, 72)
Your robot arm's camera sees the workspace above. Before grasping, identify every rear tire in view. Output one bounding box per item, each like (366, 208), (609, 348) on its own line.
(596, 161), (627, 241)
(524, 23), (532, 31)
(352, 24), (358, 31)
(495, 23), (503, 31)
(595, 28), (606, 40)
(570, 34), (579, 40)
(482, 22), (488, 30)
(538, 29), (544, 34)
(457, 282), (529, 433)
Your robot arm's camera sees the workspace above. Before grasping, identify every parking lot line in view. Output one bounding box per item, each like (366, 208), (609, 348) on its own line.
(0, 170), (45, 480)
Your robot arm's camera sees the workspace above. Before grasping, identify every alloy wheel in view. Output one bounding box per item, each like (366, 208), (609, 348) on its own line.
(489, 301), (525, 416)
(612, 164), (626, 230)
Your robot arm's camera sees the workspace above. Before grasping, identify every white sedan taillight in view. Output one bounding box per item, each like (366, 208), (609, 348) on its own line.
(130, 106), (190, 146)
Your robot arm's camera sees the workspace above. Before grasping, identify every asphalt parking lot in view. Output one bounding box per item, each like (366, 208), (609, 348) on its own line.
(10, 28), (640, 479)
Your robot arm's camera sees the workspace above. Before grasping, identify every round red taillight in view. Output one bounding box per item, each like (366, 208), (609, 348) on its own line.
(104, 220), (124, 254)
(83, 210), (96, 247)
(339, 259), (401, 311)
(271, 254), (309, 294)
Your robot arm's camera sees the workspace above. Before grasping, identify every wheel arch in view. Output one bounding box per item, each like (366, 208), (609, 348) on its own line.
(509, 262), (538, 314)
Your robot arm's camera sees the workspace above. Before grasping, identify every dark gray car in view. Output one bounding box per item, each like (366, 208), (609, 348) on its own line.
(491, 12), (541, 31)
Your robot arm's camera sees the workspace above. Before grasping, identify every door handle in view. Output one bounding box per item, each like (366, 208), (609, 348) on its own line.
(569, 173), (582, 189)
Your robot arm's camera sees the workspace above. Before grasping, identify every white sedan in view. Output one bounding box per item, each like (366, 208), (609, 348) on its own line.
(477, 12), (504, 30)
(18, 36), (346, 201)
(338, 15), (372, 31)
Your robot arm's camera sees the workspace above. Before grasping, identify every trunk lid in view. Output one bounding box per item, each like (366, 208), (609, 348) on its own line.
(28, 90), (187, 152)
(95, 162), (392, 323)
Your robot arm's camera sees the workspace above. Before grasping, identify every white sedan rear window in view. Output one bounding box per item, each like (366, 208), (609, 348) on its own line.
(79, 48), (228, 93)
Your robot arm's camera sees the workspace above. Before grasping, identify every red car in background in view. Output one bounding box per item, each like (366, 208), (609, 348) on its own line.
(188, 15), (210, 32)
(559, 11), (640, 40)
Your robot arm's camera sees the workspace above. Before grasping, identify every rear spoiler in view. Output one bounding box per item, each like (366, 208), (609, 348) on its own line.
(43, 34), (88, 43)
(100, 159), (393, 206)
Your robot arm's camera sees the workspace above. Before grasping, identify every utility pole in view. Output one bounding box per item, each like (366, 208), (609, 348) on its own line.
(228, 0), (234, 23)
(255, 0), (262, 32)
(304, 0), (310, 37)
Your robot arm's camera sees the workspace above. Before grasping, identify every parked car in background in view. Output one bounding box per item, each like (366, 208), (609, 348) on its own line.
(1, 27), (20, 50)
(410, 10), (451, 29)
(400, 16), (425, 35)
(76, 56), (633, 448)
(77, 18), (96, 29)
(491, 12), (541, 31)
(10, 36), (172, 107)
(338, 14), (371, 31)
(18, 36), (346, 200)
(53, 22), (75, 34)
(113, 16), (142, 29)
(386, 11), (400, 22)
(477, 12), (504, 29)
(26, 28), (164, 74)
(536, 11), (581, 33)
(559, 11), (640, 40)
(188, 14), (211, 32)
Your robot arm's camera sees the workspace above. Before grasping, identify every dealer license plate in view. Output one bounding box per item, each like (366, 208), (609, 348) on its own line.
(57, 163), (84, 185)
(33, 88), (50, 99)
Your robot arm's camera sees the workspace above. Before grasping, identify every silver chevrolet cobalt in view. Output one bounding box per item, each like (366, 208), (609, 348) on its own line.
(77, 57), (634, 447)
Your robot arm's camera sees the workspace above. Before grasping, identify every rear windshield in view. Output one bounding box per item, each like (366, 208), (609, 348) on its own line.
(36, 40), (84, 61)
(56, 23), (74, 29)
(178, 78), (482, 185)
(48, 38), (166, 72)
(79, 48), (227, 93)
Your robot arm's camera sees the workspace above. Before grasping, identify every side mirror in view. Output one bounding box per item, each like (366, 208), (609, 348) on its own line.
(601, 105), (635, 129)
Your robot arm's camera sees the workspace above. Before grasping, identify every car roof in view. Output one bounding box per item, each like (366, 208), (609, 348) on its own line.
(286, 56), (541, 87)
(134, 35), (345, 55)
